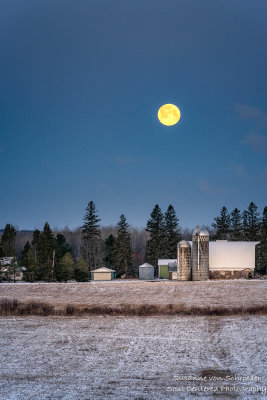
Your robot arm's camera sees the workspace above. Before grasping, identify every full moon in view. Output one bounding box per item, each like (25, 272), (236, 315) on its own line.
(158, 104), (181, 126)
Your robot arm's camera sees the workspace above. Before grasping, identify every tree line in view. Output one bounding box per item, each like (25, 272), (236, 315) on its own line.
(0, 201), (266, 281)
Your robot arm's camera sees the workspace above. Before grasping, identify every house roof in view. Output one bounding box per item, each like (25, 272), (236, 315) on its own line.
(91, 267), (115, 272)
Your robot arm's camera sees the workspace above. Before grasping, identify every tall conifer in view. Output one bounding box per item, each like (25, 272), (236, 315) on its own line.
(164, 205), (182, 258)
(82, 201), (102, 273)
(145, 205), (166, 268)
(114, 215), (133, 277)
(230, 208), (243, 241)
(212, 206), (230, 239)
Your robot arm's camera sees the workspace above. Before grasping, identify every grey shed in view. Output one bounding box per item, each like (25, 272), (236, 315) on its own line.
(139, 263), (155, 280)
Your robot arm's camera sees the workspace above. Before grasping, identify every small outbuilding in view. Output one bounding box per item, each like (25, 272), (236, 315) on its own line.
(139, 263), (155, 280)
(91, 267), (116, 281)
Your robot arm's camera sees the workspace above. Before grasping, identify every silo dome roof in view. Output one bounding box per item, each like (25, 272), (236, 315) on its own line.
(177, 240), (191, 248)
(192, 228), (209, 237)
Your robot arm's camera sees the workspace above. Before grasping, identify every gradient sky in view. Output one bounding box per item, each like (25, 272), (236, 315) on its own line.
(1, 0), (266, 230)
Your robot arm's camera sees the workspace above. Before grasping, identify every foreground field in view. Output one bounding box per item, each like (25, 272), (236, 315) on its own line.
(0, 280), (266, 311)
(0, 315), (266, 400)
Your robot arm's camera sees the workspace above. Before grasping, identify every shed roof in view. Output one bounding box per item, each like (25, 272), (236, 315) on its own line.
(91, 267), (115, 272)
(158, 259), (177, 266)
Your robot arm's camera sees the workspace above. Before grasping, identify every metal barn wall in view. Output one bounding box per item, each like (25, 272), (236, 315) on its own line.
(209, 241), (259, 271)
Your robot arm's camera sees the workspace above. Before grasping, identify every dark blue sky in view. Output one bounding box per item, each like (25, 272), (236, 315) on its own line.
(1, 0), (266, 230)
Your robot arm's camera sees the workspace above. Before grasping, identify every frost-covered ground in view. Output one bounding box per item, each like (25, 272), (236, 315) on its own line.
(0, 315), (266, 400)
(0, 280), (266, 310)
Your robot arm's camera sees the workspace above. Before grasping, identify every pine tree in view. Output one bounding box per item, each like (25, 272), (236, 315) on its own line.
(21, 241), (31, 262)
(246, 202), (260, 240)
(103, 234), (116, 268)
(54, 233), (72, 277)
(32, 229), (41, 262)
(230, 208), (243, 241)
(81, 201), (102, 273)
(164, 205), (182, 258)
(212, 206), (230, 239)
(114, 215), (133, 277)
(56, 252), (75, 282)
(242, 210), (249, 240)
(38, 222), (56, 281)
(145, 204), (166, 268)
(74, 256), (90, 282)
(22, 249), (38, 282)
(255, 206), (267, 274)
(0, 224), (17, 256)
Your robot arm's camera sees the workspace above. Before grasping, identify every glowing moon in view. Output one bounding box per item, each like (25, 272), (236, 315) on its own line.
(158, 104), (181, 126)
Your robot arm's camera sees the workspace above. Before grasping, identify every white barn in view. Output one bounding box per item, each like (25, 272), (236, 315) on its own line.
(209, 240), (259, 272)
(158, 240), (259, 279)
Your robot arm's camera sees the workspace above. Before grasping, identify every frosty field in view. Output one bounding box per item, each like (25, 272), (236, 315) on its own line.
(0, 280), (266, 310)
(0, 280), (266, 399)
(0, 315), (266, 400)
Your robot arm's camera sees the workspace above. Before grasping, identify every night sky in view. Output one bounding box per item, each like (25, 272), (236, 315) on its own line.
(1, 0), (266, 230)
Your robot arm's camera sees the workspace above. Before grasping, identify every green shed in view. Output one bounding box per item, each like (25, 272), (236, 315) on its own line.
(158, 259), (177, 279)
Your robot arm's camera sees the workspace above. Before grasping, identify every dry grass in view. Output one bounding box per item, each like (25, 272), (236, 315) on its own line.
(1, 298), (266, 317)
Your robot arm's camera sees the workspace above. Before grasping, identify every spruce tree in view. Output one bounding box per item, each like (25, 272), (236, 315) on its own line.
(145, 204), (166, 268)
(22, 249), (37, 282)
(246, 202), (260, 240)
(114, 215), (133, 277)
(54, 233), (72, 277)
(74, 256), (90, 282)
(230, 208), (243, 241)
(255, 206), (267, 274)
(57, 252), (75, 282)
(0, 224), (17, 256)
(38, 222), (56, 281)
(242, 210), (249, 240)
(32, 229), (41, 262)
(212, 206), (230, 239)
(103, 234), (116, 268)
(21, 241), (31, 262)
(164, 205), (182, 258)
(81, 201), (102, 273)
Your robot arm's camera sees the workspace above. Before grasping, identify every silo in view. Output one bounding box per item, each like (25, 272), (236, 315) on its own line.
(139, 263), (154, 280)
(177, 241), (191, 281)
(192, 228), (209, 281)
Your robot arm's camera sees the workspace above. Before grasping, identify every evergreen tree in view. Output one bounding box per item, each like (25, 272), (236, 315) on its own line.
(32, 229), (41, 262)
(230, 208), (243, 241)
(21, 241), (31, 262)
(0, 224), (17, 256)
(38, 222), (56, 281)
(103, 234), (116, 268)
(164, 205), (182, 258)
(246, 202), (261, 240)
(81, 201), (102, 273)
(54, 233), (72, 277)
(114, 215), (133, 277)
(242, 210), (249, 240)
(145, 204), (166, 268)
(22, 249), (38, 282)
(255, 206), (267, 274)
(74, 256), (90, 282)
(212, 206), (230, 239)
(57, 252), (75, 282)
